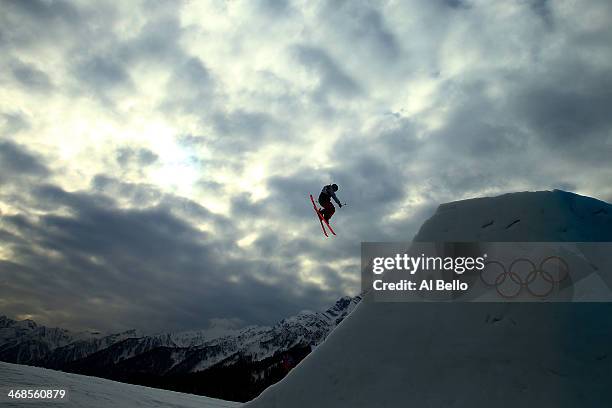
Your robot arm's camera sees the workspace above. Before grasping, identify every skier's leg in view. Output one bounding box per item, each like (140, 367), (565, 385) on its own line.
(318, 195), (329, 219)
(319, 204), (328, 219)
(322, 202), (335, 221)
(326, 203), (336, 221)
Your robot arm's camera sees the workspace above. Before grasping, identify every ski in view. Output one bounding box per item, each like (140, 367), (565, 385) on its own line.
(310, 194), (336, 236)
(310, 194), (328, 237)
(323, 215), (336, 236)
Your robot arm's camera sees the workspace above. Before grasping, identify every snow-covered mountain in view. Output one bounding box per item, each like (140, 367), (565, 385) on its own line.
(246, 190), (612, 407)
(0, 316), (106, 364)
(43, 329), (143, 368)
(0, 361), (240, 408)
(0, 295), (361, 402)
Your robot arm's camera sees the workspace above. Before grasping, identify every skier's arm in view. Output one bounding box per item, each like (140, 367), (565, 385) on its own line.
(331, 192), (342, 207)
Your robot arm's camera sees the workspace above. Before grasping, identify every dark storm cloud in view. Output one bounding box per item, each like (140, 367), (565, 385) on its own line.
(80, 9), (218, 117)
(73, 56), (132, 94)
(440, 0), (471, 9)
(175, 57), (211, 89)
(2, 2), (129, 100)
(336, 154), (406, 205)
(407, 84), (544, 197)
(266, 158), (411, 267)
(213, 110), (272, 136)
(2, 0), (612, 334)
(0, 0), (93, 49)
(211, 109), (286, 152)
(330, 116), (419, 203)
(264, 173), (366, 266)
(254, 0), (293, 16)
(1, 112), (30, 135)
(116, 16), (185, 64)
(513, 75), (612, 147)
(529, 0), (554, 27)
(116, 147), (159, 168)
(235, 186), (353, 291)
(518, 87), (612, 142)
(230, 193), (265, 219)
(162, 57), (215, 114)
(112, 147), (160, 185)
(357, 8), (400, 61)
(432, 82), (529, 155)
(1, 0), (80, 23)
(196, 179), (223, 193)
(326, 153), (411, 241)
(0, 178), (338, 332)
(267, 172), (322, 220)
(9, 59), (53, 91)
(318, 1), (401, 64)
(264, 110), (425, 246)
(28, 183), (115, 215)
(293, 45), (362, 101)
(404, 59), (612, 200)
(177, 134), (207, 147)
(0, 141), (49, 181)
(90, 176), (231, 230)
(1, 186), (221, 331)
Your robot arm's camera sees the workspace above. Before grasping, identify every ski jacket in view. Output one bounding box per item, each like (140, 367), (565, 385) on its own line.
(320, 185), (341, 206)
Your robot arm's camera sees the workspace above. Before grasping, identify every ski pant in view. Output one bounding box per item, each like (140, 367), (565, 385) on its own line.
(318, 193), (335, 221)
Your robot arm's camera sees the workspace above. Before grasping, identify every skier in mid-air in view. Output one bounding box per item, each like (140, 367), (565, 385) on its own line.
(309, 183), (343, 237)
(318, 183), (342, 222)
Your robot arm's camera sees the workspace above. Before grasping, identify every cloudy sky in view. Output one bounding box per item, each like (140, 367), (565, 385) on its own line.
(1, 0), (611, 333)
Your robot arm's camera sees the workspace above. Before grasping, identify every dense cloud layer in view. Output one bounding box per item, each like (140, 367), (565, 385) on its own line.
(1, 0), (611, 333)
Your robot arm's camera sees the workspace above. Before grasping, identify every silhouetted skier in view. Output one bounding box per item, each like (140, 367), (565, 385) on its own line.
(318, 183), (342, 222)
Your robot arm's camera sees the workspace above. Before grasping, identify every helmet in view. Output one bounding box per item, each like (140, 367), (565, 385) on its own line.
(331, 183), (338, 191)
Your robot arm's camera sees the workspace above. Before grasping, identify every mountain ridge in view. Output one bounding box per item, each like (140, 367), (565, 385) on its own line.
(0, 295), (361, 402)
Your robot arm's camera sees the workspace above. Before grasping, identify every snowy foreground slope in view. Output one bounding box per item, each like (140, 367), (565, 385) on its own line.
(0, 361), (240, 408)
(246, 190), (612, 408)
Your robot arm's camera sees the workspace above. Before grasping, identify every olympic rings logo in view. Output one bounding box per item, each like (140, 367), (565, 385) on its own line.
(480, 256), (569, 298)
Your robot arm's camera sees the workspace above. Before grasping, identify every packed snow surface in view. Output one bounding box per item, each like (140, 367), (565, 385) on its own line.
(246, 190), (612, 408)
